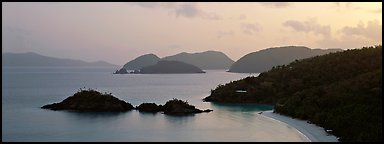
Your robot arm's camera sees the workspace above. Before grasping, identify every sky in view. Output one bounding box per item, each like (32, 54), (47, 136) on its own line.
(2, 2), (382, 65)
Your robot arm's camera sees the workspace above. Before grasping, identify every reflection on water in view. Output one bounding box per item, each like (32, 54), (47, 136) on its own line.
(61, 110), (129, 119)
(163, 113), (196, 126)
(210, 102), (273, 112)
(137, 110), (159, 116)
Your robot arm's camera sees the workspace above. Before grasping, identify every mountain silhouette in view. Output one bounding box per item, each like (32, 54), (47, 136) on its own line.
(228, 46), (342, 73)
(2, 52), (116, 67)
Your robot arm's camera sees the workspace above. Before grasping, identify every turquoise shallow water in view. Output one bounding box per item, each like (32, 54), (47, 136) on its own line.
(2, 67), (306, 142)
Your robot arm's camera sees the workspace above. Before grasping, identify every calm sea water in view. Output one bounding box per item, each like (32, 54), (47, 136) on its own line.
(2, 67), (307, 142)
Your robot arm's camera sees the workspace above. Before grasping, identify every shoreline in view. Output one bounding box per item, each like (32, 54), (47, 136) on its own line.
(260, 110), (339, 142)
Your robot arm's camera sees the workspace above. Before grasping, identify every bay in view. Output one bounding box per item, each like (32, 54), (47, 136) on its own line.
(2, 67), (307, 142)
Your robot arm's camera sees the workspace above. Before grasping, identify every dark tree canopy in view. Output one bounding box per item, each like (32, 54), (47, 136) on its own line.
(204, 45), (382, 142)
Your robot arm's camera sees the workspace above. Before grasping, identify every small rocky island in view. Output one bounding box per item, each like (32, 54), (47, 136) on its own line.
(136, 103), (163, 112)
(136, 99), (213, 115)
(41, 89), (134, 112)
(162, 99), (213, 115)
(113, 67), (128, 74)
(42, 89), (212, 115)
(139, 60), (205, 74)
(113, 60), (206, 74)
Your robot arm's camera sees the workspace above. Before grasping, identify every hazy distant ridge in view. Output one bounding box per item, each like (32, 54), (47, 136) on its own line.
(229, 46), (343, 73)
(162, 50), (234, 70)
(2, 52), (116, 67)
(123, 50), (234, 70)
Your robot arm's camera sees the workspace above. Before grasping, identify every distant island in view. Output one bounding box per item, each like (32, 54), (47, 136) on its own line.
(123, 54), (160, 70)
(228, 46), (342, 73)
(162, 50), (234, 70)
(204, 45), (382, 142)
(121, 50), (234, 71)
(137, 60), (205, 74)
(42, 89), (212, 115)
(115, 60), (205, 74)
(2, 52), (116, 67)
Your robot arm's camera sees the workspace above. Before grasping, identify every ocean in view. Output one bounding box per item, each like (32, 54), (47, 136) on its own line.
(2, 67), (307, 142)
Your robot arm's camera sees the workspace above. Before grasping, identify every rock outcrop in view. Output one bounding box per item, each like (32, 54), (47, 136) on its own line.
(41, 89), (134, 112)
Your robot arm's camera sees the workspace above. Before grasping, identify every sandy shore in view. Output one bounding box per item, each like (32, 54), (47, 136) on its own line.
(260, 110), (339, 142)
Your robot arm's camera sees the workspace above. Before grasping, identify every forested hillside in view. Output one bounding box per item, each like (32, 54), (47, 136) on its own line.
(204, 45), (382, 142)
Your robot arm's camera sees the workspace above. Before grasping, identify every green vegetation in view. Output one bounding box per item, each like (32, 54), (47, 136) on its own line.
(204, 45), (382, 142)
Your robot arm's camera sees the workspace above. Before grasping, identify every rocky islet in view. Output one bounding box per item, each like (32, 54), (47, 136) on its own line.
(42, 89), (212, 115)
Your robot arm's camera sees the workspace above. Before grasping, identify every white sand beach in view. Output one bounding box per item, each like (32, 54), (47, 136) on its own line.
(260, 110), (339, 142)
